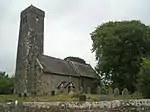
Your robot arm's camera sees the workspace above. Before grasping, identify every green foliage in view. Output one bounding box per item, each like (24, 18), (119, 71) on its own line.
(0, 72), (14, 94)
(137, 58), (150, 98)
(64, 56), (86, 64)
(91, 20), (150, 93)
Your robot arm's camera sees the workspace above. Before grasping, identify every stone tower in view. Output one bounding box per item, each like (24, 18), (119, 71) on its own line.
(14, 5), (45, 96)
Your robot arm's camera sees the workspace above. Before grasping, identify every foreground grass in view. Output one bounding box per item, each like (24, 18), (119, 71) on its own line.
(87, 94), (143, 101)
(0, 94), (76, 102)
(0, 94), (143, 102)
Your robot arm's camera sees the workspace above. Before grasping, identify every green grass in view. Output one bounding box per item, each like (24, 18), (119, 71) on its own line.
(0, 94), (77, 102)
(0, 94), (143, 102)
(87, 94), (143, 101)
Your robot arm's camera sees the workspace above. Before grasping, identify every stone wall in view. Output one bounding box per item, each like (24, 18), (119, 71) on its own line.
(36, 73), (80, 95)
(1, 99), (150, 112)
(36, 73), (96, 95)
(81, 77), (94, 93)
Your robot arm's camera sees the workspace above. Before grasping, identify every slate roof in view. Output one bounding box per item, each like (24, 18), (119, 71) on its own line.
(38, 55), (99, 79)
(38, 55), (78, 77)
(69, 61), (100, 79)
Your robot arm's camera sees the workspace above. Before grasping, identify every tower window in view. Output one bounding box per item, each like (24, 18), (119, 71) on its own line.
(36, 17), (39, 23)
(22, 16), (27, 25)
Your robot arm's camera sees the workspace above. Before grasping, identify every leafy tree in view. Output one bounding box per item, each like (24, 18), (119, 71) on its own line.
(91, 20), (150, 93)
(137, 58), (150, 98)
(0, 72), (14, 94)
(64, 56), (86, 64)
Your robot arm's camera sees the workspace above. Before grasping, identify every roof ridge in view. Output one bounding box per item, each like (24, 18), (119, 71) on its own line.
(42, 55), (66, 62)
(69, 60), (89, 66)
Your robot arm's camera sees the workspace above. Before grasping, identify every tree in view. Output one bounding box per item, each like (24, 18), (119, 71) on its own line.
(91, 20), (150, 93)
(64, 56), (86, 64)
(137, 58), (150, 98)
(0, 72), (14, 94)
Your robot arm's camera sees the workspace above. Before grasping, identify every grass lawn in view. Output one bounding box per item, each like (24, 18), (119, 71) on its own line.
(0, 94), (143, 102)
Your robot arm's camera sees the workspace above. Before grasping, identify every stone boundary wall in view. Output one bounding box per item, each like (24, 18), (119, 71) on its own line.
(1, 99), (150, 112)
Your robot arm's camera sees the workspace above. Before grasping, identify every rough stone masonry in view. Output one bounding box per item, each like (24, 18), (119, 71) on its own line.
(14, 5), (45, 96)
(1, 99), (150, 112)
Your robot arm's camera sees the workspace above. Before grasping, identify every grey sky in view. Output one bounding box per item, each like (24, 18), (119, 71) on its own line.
(0, 0), (150, 75)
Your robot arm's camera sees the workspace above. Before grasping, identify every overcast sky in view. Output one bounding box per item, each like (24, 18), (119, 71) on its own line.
(0, 0), (150, 75)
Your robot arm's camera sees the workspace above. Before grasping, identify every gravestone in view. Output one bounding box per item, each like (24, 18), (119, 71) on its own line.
(79, 94), (86, 101)
(114, 88), (120, 96)
(80, 86), (84, 94)
(23, 93), (27, 97)
(122, 88), (129, 97)
(51, 90), (55, 96)
(69, 90), (74, 95)
(96, 86), (101, 94)
(108, 87), (113, 95)
(87, 87), (91, 94)
(69, 86), (74, 95)
(18, 94), (21, 97)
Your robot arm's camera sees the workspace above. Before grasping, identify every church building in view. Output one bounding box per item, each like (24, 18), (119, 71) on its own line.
(14, 5), (100, 96)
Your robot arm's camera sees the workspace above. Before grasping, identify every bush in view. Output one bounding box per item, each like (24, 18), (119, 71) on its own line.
(137, 58), (150, 98)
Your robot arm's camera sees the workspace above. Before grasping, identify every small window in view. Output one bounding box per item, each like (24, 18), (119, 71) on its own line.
(22, 16), (27, 25)
(35, 17), (39, 23)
